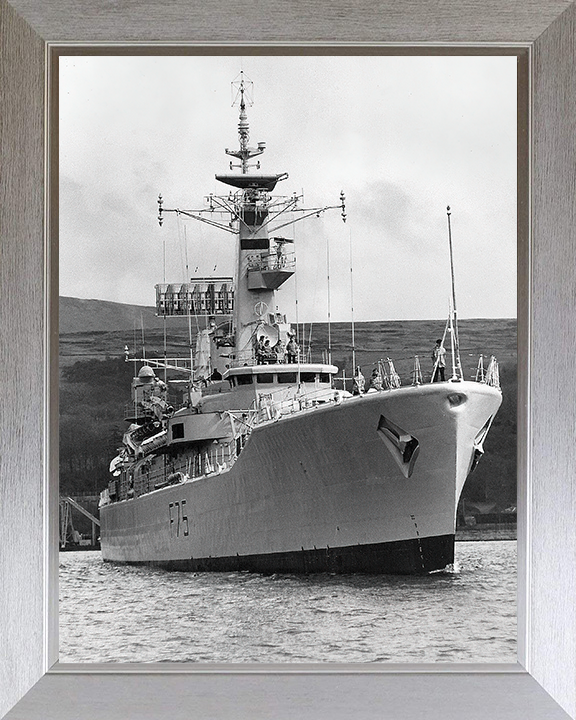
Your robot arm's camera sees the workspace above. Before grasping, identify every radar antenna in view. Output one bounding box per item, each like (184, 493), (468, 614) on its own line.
(225, 71), (266, 174)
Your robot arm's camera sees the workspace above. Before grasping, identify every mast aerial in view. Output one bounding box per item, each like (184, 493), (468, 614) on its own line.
(225, 72), (266, 175)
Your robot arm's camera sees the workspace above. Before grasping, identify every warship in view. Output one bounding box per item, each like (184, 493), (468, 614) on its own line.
(99, 73), (502, 574)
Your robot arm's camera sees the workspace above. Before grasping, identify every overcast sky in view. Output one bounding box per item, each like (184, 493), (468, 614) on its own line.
(60, 55), (516, 322)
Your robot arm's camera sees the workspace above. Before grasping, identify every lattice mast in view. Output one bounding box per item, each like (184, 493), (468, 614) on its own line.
(217, 72), (293, 364)
(156, 72), (346, 367)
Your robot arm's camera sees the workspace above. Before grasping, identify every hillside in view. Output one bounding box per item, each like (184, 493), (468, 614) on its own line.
(59, 297), (517, 513)
(60, 296), (191, 334)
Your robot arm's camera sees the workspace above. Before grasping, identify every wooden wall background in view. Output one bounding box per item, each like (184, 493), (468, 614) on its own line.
(0, 1), (46, 715)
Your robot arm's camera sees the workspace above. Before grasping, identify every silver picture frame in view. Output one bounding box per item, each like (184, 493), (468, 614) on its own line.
(1, 2), (575, 718)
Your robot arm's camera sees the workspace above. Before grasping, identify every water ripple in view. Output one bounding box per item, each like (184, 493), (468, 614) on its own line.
(59, 540), (517, 664)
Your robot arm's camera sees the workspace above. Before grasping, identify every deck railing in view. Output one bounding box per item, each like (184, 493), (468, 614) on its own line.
(246, 250), (296, 272)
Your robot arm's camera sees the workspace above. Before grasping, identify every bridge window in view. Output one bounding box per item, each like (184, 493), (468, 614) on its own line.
(300, 372), (316, 383)
(256, 373), (274, 384)
(236, 375), (253, 386)
(277, 372), (297, 383)
(319, 373), (330, 383)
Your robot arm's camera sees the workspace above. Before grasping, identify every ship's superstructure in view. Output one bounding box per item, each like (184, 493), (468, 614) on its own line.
(99, 73), (502, 574)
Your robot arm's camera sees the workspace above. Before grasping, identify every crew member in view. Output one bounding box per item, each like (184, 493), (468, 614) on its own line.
(369, 367), (384, 391)
(352, 366), (365, 395)
(286, 334), (299, 364)
(432, 339), (447, 382)
(256, 335), (266, 364)
(274, 339), (285, 363)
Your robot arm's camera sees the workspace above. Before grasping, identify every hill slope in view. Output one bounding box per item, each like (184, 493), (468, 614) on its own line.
(60, 296), (195, 334)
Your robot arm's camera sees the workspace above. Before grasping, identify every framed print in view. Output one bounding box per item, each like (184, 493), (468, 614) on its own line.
(56, 52), (518, 666)
(1, 2), (576, 719)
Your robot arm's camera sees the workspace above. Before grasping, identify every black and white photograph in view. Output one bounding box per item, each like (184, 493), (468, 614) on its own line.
(58, 54), (517, 664)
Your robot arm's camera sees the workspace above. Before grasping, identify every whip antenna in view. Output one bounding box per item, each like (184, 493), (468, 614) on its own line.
(326, 229), (332, 366)
(446, 206), (462, 380)
(346, 196), (356, 376)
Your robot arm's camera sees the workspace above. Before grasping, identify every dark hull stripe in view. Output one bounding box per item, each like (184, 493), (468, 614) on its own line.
(103, 534), (455, 576)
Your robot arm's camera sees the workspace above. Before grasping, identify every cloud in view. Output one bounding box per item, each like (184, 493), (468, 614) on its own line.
(59, 55), (516, 321)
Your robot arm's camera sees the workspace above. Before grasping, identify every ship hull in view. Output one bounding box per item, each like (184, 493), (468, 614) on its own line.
(110, 534), (455, 575)
(100, 381), (501, 574)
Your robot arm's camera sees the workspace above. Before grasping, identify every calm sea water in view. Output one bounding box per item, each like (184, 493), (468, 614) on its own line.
(59, 540), (516, 664)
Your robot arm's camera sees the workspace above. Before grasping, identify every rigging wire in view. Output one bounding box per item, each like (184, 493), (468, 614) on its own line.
(349, 224), (356, 376)
(162, 207), (167, 383)
(306, 212), (324, 363)
(140, 312), (146, 360)
(162, 318), (168, 383)
(326, 222), (332, 366)
(192, 225), (202, 340)
(183, 224), (196, 376)
(307, 322), (313, 363)
(133, 319), (137, 361)
(448, 299), (458, 381)
(292, 213), (299, 346)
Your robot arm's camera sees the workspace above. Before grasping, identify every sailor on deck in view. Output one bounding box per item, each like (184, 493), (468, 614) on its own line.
(286, 334), (299, 364)
(263, 339), (274, 363)
(432, 339), (447, 382)
(256, 335), (267, 364)
(352, 366), (365, 395)
(136, 365), (169, 420)
(369, 367), (384, 391)
(274, 339), (285, 363)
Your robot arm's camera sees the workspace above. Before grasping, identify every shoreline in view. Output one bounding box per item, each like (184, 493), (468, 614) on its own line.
(456, 523), (517, 542)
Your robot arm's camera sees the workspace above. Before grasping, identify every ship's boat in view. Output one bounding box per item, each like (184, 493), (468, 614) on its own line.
(99, 73), (502, 575)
